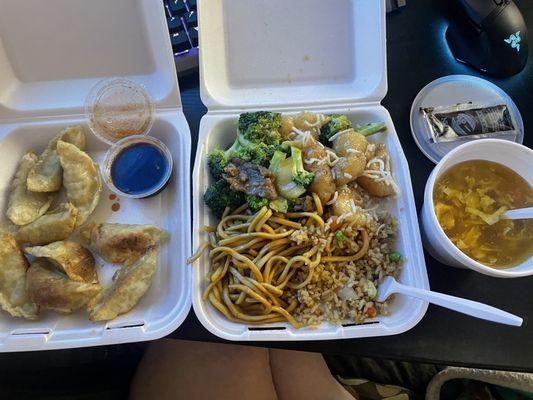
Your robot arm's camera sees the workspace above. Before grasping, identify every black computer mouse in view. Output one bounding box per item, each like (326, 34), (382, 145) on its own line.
(446, 0), (528, 77)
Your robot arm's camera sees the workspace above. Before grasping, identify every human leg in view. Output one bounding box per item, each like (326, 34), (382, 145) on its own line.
(130, 339), (278, 400)
(269, 348), (355, 400)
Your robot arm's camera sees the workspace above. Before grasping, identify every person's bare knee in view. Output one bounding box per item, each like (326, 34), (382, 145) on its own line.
(269, 348), (354, 400)
(130, 340), (278, 400)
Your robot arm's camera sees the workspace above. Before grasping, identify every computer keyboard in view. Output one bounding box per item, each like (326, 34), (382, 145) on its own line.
(386, 0), (407, 13)
(163, 0), (199, 76)
(166, 0), (406, 76)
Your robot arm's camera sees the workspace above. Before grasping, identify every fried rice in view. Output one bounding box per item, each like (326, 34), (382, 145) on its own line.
(281, 196), (402, 326)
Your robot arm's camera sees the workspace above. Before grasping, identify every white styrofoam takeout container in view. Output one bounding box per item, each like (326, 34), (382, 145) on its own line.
(421, 139), (533, 278)
(0, 0), (191, 351)
(191, 0), (430, 341)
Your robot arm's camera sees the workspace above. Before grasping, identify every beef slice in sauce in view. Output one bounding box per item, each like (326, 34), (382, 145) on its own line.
(223, 158), (278, 200)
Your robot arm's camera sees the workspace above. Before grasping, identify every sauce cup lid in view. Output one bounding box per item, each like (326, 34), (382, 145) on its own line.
(103, 135), (173, 199)
(85, 78), (155, 145)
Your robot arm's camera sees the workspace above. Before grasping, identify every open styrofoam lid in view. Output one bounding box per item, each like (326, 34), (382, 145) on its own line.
(0, 0), (180, 122)
(199, 0), (387, 110)
(410, 75), (524, 163)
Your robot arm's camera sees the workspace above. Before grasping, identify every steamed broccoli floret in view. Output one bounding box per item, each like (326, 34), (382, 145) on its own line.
(232, 142), (280, 167)
(260, 143), (282, 162)
(291, 147), (314, 188)
(214, 112), (283, 169)
(226, 138), (245, 155)
(269, 147), (312, 199)
(209, 112), (283, 171)
(269, 198), (289, 213)
(203, 180), (245, 218)
(238, 111), (282, 146)
(319, 114), (352, 145)
(269, 150), (304, 199)
(246, 195), (269, 212)
(208, 140), (279, 178)
(269, 149), (286, 172)
(355, 122), (387, 136)
(207, 148), (229, 180)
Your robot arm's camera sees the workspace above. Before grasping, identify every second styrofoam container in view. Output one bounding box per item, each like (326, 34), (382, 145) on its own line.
(193, 107), (429, 341)
(421, 139), (533, 278)
(191, 0), (429, 341)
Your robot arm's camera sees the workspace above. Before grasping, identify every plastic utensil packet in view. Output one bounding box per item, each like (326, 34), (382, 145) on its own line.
(421, 103), (519, 143)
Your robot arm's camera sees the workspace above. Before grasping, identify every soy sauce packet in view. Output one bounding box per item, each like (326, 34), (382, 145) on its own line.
(421, 103), (519, 143)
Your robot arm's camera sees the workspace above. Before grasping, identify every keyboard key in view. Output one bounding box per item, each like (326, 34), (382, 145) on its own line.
(188, 27), (198, 47)
(171, 30), (191, 53)
(186, 0), (196, 9)
(163, 0), (173, 18)
(169, 0), (187, 14)
(183, 11), (198, 29)
(167, 16), (184, 32)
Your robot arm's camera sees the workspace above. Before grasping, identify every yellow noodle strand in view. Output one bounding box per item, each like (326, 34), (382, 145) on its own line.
(322, 230), (369, 262)
(209, 247), (263, 281)
(187, 241), (210, 264)
(312, 193), (323, 216)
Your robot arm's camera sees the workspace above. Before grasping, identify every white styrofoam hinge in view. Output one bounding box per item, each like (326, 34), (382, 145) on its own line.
(0, 107), (184, 126)
(205, 100), (383, 115)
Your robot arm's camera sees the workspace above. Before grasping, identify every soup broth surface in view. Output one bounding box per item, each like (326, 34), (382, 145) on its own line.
(433, 160), (533, 268)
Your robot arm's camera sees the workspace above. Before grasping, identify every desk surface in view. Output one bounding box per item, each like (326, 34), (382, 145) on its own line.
(172, 0), (533, 372)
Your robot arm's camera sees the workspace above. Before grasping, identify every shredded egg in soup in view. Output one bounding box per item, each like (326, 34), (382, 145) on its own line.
(433, 160), (533, 269)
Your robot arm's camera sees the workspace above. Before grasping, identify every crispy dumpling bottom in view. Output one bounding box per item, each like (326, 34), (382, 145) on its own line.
(26, 259), (101, 314)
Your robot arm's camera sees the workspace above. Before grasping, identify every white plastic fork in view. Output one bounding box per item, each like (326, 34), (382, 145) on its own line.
(503, 206), (533, 220)
(376, 277), (523, 326)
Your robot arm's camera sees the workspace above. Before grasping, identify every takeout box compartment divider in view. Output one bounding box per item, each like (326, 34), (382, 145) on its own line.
(192, 0), (430, 341)
(0, 0), (192, 352)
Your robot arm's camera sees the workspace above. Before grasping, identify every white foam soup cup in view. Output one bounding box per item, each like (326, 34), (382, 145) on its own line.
(421, 139), (533, 278)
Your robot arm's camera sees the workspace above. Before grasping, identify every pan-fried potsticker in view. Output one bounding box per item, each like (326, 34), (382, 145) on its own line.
(26, 259), (101, 314)
(16, 203), (79, 245)
(0, 233), (39, 319)
(81, 223), (168, 265)
(57, 140), (101, 227)
(25, 241), (98, 283)
(27, 126), (87, 193)
(6, 152), (54, 226)
(88, 250), (157, 321)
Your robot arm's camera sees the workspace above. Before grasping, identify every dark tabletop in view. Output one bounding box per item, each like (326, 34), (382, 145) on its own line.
(172, 0), (533, 372)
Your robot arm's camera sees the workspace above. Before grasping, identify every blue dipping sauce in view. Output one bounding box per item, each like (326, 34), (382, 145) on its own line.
(111, 143), (170, 197)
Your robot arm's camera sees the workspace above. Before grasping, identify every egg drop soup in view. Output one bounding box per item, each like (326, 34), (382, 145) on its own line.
(433, 160), (533, 269)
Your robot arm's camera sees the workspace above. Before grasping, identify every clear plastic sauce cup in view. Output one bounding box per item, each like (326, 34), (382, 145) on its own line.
(103, 135), (173, 199)
(85, 78), (155, 144)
